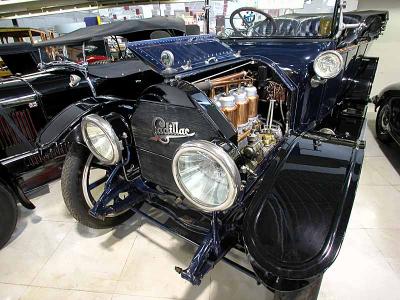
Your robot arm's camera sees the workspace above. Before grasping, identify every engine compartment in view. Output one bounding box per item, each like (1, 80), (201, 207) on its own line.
(190, 61), (289, 172)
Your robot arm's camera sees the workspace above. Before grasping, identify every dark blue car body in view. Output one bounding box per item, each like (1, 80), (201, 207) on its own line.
(34, 7), (388, 300)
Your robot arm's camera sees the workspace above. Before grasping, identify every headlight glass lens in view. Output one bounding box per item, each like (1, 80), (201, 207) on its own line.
(85, 122), (114, 162)
(314, 51), (344, 79)
(173, 141), (240, 212)
(178, 151), (230, 206)
(81, 115), (121, 165)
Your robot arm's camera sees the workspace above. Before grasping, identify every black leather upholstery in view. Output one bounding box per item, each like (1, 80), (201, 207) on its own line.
(275, 19), (300, 36)
(253, 17), (323, 37)
(297, 17), (322, 37)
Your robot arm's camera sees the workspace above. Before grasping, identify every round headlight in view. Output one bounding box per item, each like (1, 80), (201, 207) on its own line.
(81, 114), (122, 165)
(313, 50), (344, 79)
(172, 140), (241, 212)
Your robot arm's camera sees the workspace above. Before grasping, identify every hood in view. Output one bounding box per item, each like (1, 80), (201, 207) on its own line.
(128, 35), (240, 76)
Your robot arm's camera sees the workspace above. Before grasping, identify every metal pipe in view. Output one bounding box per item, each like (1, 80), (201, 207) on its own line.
(211, 71), (247, 83)
(38, 48), (43, 69)
(221, 257), (260, 283)
(204, 0), (210, 34)
(211, 78), (252, 87)
(269, 100), (276, 129)
(132, 207), (200, 246)
(82, 41), (86, 63)
(192, 61), (253, 84)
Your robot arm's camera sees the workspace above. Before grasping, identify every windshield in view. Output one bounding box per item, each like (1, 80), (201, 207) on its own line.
(43, 37), (137, 65)
(209, 0), (339, 39)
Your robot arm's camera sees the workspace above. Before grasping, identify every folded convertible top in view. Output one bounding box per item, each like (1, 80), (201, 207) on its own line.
(35, 16), (186, 47)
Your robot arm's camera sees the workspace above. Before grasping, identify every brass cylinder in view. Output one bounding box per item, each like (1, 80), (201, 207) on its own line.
(245, 85), (259, 119)
(218, 94), (238, 127)
(233, 89), (249, 126)
(247, 95), (259, 118)
(221, 105), (238, 127)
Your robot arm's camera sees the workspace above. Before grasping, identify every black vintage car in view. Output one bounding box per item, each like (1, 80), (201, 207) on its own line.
(374, 83), (400, 145)
(0, 16), (186, 249)
(36, 1), (388, 298)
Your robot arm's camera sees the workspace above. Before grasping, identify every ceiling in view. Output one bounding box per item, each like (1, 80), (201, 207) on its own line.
(0, 0), (202, 19)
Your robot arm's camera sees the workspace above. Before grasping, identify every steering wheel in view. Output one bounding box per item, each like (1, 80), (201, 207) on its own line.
(230, 7), (277, 37)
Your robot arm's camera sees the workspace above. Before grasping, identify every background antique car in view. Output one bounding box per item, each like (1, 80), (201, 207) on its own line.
(0, 16), (186, 249)
(36, 2), (388, 300)
(0, 42), (46, 77)
(374, 83), (400, 144)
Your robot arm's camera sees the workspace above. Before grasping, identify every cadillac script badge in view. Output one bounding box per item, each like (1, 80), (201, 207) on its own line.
(151, 117), (195, 144)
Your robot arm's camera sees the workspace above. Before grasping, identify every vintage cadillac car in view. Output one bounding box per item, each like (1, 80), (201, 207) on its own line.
(32, 2), (390, 299)
(0, 17), (186, 249)
(374, 83), (400, 145)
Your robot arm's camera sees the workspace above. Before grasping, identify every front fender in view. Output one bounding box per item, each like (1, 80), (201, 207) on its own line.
(36, 96), (136, 150)
(243, 133), (364, 291)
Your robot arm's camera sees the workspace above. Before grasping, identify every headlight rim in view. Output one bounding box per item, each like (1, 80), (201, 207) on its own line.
(313, 50), (344, 79)
(172, 140), (241, 212)
(81, 114), (122, 165)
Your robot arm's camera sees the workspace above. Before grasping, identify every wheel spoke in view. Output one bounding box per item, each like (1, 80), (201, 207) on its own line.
(91, 162), (110, 170)
(88, 176), (108, 191)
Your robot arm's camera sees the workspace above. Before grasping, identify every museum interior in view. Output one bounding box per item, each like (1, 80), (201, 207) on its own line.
(0, 0), (399, 299)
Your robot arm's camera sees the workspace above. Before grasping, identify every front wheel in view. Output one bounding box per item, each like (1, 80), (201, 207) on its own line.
(0, 184), (18, 249)
(376, 104), (392, 143)
(61, 143), (136, 229)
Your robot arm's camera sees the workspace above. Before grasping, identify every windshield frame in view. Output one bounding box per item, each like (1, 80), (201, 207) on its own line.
(206, 0), (342, 40)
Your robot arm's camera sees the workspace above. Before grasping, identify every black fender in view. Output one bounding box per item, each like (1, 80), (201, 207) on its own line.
(342, 56), (379, 103)
(36, 96), (136, 150)
(0, 164), (35, 209)
(373, 82), (400, 110)
(243, 133), (364, 292)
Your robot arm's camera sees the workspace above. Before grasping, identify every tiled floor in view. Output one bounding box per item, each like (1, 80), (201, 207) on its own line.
(1, 110), (400, 300)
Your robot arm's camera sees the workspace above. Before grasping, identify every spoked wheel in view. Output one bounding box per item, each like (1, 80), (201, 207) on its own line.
(376, 104), (392, 143)
(61, 143), (140, 229)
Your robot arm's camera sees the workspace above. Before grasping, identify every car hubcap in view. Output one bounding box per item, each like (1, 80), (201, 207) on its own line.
(380, 106), (390, 133)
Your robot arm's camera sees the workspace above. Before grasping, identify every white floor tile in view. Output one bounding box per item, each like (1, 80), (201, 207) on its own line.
(0, 283), (28, 300)
(28, 181), (75, 223)
(367, 229), (400, 259)
(0, 221), (73, 285)
(386, 259), (400, 278)
(351, 185), (400, 229)
(116, 222), (211, 300)
(364, 134), (386, 158)
(32, 223), (138, 293)
(210, 262), (273, 300)
(112, 295), (175, 300)
(21, 286), (112, 300)
(362, 157), (400, 186)
(360, 159), (392, 185)
(320, 229), (400, 300)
